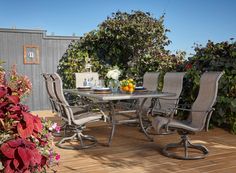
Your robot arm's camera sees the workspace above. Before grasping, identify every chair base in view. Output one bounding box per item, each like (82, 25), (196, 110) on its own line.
(162, 135), (209, 160)
(56, 127), (98, 150)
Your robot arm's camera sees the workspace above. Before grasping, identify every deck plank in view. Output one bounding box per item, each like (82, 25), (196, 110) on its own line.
(33, 110), (236, 173)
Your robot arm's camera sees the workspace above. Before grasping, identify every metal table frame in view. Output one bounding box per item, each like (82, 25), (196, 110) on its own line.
(64, 89), (175, 146)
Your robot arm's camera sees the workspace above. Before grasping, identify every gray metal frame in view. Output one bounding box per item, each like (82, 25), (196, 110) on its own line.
(152, 71), (224, 160)
(151, 72), (186, 117)
(50, 73), (105, 150)
(65, 89), (176, 145)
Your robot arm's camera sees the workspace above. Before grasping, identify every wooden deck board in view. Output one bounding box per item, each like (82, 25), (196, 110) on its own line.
(33, 110), (236, 173)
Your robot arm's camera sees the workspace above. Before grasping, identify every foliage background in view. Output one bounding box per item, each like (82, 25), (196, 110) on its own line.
(178, 40), (236, 133)
(58, 11), (184, 89)
(58, 11), (235, 133)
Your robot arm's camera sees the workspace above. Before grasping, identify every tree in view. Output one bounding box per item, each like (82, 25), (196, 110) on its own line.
(58, 11), (184, 88)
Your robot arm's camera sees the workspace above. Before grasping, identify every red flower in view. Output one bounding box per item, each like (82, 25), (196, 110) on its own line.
(185, 63), (193, 70)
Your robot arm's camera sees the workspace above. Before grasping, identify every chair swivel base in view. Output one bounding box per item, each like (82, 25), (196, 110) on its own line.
(162, 135), (209, 160)
(56, 132), (98, 150)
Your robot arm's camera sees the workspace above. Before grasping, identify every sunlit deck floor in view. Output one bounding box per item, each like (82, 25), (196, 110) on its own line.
(34, 110), (236, 173)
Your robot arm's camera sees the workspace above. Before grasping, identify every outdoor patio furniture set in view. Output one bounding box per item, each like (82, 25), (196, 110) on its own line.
(42, 71), (223, 160)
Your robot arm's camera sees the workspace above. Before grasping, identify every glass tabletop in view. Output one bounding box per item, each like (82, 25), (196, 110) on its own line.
(64, 89), (176, 101)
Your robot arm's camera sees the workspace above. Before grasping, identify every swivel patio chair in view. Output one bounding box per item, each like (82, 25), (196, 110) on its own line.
(119, 72), (160, 110)
(152, 71), (223, 160)
(144, 72), (185, 135)
(42, 73), (80, 113)
(42, 73), (58, 113)
(117, 72), (160, 120)
(51, 73), (106, 150)
(140, 72), (160, 111)
(151, 72), (186, 117)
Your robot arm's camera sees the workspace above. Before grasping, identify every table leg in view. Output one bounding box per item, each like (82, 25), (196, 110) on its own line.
(108, 101), (116, 146)
(138, 98), (154, 141)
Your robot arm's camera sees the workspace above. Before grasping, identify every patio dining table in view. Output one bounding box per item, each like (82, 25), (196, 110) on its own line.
(64, 89), (176, 146)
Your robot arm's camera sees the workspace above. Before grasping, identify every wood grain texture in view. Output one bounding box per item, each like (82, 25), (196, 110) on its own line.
(33, 110), (236, 173)
(0, 29), (78, 110)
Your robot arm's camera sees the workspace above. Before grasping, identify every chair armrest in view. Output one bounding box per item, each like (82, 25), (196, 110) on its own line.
(157, 97), (179, 101)
(52, 99), (90, 110)
(173, 107), (214, 113)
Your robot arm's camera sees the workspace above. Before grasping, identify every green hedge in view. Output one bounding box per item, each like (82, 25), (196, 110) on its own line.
(57, 11), (236, 134)
(178, 40), (236, 133)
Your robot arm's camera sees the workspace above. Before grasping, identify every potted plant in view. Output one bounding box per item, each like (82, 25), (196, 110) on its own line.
(0, 65), (60, 172)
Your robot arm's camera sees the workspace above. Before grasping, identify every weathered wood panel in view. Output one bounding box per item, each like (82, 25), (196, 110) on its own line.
(0, 28), (78, 110)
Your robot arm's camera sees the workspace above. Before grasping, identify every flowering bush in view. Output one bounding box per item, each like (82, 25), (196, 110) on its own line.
(0, 65), (32, 99)
(7, 65), (32, 99)
(0, 61), (5, 85)
(0, 67), (60, 172)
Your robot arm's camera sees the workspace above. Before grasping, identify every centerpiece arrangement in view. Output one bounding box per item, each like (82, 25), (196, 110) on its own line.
(106, 66), (121, 93)
(120, 79), (136, 94)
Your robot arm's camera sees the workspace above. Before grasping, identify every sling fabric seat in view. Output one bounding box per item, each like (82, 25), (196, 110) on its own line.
(152, 71), (223, 160)
(42, 73), (58, 113)
(51, 73), (105, 150)
(141, 72), (160, 110)
(151, 72), (185, 117)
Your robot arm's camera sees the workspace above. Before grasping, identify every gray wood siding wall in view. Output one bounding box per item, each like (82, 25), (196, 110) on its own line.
(0, 28), (78, 111)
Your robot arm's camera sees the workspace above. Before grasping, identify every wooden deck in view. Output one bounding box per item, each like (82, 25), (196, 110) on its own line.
(33, 110), (236, 173)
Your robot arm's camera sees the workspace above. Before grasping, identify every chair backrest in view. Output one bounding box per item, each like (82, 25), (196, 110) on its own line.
(42, 73), (58, 112)
(140, 72), (159, 109)
(190, 71), (223, 130)
(162, 72), (186, 98)
(42, 73), (56, 100)
(75, 72), (99, 88)
(51, 73), (73, 124)
(154, 72), (185, 113)
(143, 72), (160, 91)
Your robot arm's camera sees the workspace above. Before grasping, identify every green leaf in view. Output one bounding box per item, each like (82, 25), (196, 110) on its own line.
(231, 99), (236, 108)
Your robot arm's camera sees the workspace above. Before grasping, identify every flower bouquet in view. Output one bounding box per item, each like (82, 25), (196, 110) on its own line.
(106, 66), (121, 92)
(120, 79), (136, 94)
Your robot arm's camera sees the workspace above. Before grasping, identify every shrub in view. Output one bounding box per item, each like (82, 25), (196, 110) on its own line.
(180, 40), (236, 133)
(58, 11), (184, 88)
(0, 66), (60, 172)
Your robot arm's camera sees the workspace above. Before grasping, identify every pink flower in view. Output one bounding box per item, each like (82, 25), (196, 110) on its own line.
(51, 122), (61, 133)
(55, 125), (61, 133)
(55, 153), (60, 161)
(51, 122), (57, 129)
